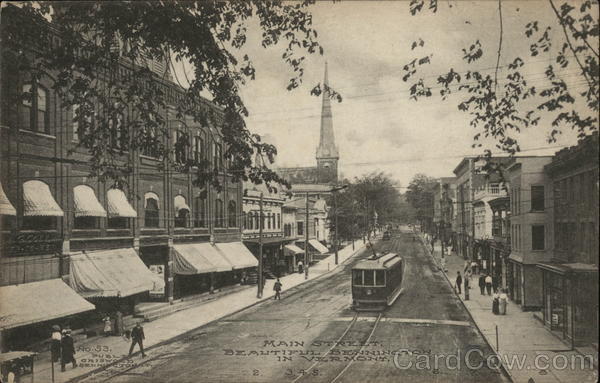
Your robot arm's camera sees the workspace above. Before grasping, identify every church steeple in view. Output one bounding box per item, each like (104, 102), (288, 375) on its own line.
(316, 62), (339, 184)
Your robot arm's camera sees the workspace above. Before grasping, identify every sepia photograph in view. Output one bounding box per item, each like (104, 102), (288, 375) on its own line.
(0, 1), (598, 382)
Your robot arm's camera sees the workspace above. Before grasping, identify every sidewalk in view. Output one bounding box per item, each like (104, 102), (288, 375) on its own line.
(32, 240), (366, 383)
(422, 235), (598, 383)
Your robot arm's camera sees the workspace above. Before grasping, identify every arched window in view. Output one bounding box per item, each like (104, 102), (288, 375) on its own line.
(21, 84), (49, 133)
(242, 211), (247, 230)
(215, 199), (224, 227)
(228, 200), (237, 227)
(174, 195), (190, 228)
(144, 192), (160, 227)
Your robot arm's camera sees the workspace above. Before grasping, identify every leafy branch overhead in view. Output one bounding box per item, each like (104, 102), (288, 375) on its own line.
(402, 0), (598, 155)
(1, 1), (341, 190)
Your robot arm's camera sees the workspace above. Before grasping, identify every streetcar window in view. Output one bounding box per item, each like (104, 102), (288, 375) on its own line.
(363, 270), (374, 286)
(375, 270), (385, 286)
(353, 270), (363, 285)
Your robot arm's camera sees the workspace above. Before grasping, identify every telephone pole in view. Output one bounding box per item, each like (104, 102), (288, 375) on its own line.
(304, 192), (309, 280)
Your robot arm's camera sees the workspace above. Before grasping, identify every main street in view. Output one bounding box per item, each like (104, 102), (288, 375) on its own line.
(79, 228), (507, 383)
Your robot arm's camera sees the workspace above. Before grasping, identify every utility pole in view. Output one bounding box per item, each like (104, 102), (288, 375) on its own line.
(257, 192), (264, 298)
(334, 189), (339, 265)
(305, 192), (309, 280)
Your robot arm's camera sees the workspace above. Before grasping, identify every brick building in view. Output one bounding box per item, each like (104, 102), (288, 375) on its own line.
(538, 133), (598, 347)
(0, 5), (253, 351)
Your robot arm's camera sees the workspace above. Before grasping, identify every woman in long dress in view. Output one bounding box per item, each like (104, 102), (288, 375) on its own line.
(492, 292), (500, 315)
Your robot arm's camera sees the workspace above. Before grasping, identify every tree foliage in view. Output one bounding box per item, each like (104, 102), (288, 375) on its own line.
(2, 1), (340, 190)
(404, 173), (437, 226)
(328, 172), (403, 241)
(403, 0), (598, 154)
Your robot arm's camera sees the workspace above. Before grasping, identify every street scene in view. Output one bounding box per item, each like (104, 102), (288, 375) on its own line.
(0, 1), (598, 383)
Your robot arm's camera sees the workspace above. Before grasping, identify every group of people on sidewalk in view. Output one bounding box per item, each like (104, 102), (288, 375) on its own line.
(50, 325), (77, 372)
(455, 264), (509, 315)
(49, 320), (148, 374)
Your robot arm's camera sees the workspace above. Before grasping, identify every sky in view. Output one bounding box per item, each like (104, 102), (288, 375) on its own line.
(176, 1), (589, 187)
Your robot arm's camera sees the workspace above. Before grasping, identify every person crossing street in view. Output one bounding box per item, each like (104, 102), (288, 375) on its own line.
(128, 322), (146, 358)
(273, 278), (283, 300)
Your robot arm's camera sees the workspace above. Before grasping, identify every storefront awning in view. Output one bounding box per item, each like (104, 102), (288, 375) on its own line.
(172, 243), (232, 275)
(70, 248), (161, 298)
(308, 239), (329, 254)
(284, 244), (304, 256)
(107, 188), (137, 218)
(23, 180), (63, 216)
(0, 182), (16, 216)
(174, 195), (190, 212)
(74, 185), (106, 217)
(216, 242), (258, 269)
(0, 279), (95, 330)
(537, 262), (599, 275)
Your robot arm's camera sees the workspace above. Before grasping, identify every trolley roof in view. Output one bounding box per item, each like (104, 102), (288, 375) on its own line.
(353, 252), (402, 270)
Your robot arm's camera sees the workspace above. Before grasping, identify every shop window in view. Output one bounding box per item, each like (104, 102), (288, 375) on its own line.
(532, 225), (545, 251)
(215, 199), (224, 227)
(144, 193), (160, 227)
(228, 200), (237, 227)
(74, 216), (98, 230)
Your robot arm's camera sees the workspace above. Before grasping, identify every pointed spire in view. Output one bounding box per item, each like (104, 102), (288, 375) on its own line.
(317, 62), (338, 160)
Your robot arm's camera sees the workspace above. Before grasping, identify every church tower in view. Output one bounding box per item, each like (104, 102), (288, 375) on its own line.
(316, 63), (339, 184)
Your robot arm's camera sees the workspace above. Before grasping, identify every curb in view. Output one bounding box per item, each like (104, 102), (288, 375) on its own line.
(415, 233), (514, 383)
(68, 242), (367, 383)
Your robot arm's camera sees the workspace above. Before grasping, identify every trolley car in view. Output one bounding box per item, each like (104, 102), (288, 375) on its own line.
(351, 252), (404, 311)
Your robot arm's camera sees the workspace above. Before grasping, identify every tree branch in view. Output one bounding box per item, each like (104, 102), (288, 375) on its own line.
(548, 0), (597, 95)
(494, 0), (503, 96)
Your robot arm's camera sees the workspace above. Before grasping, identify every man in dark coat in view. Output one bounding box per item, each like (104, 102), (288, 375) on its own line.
(129, 322), (146, 357)
(455, 272), (462, 294)
(478, 275), (486, 295)
(273, 278), (282, 300)
(60, 329), (77, 371)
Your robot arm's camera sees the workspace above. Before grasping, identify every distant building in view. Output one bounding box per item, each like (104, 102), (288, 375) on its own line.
(506, 156), (553, 310)
(277, 63), (339, 186)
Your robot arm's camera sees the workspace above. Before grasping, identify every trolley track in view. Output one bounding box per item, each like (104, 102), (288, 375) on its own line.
(292, 312), (383, 383)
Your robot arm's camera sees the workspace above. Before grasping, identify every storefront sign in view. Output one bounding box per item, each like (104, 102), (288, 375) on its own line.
(2, 232), (62, 256)
(149, 264), (165, 297)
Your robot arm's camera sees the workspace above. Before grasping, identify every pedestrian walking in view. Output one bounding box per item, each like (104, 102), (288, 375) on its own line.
(478, 275), (486, 295)
(273, 278), (282, 300)
(298, 260), (303, 274)
(103, 314), (112, 337)
(499, 289), (508, 315)
(455, 272), (462, 294)
(60, 329), (77, 371)
(50, 325), (62, 363)
(492, 276), (499, 294)
(128, 322), (146, 358)
(466, 270), (473, 289)
(485, 274), (493, 295)
(492, 292), (500, 315)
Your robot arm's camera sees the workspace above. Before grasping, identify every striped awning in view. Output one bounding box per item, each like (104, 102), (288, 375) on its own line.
(74, 185), (106, 217)
(0, 182), (16, 216)
(174, 195), (190, 212)
(107, 188), (137, 218)
(70, 248), (161, 298)
(172, 243), (233, 275)
(23, 180), (63, 216)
